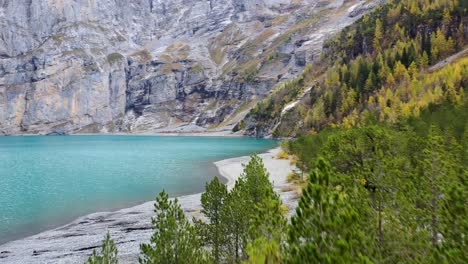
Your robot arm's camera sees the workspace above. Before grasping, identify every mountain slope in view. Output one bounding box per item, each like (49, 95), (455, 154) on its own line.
(0, 0), (377, 135)
(241, 0), (467, 137)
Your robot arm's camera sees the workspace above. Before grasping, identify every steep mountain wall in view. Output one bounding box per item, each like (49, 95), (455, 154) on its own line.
(0, 0), (373, 135)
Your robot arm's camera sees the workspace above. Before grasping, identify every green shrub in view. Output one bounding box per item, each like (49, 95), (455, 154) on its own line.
(107, 53), (124, 64)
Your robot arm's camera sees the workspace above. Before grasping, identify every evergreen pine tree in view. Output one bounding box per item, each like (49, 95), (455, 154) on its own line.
(373, 19), (383, 52)
(421, 126), (449, 249)
(200, 177), (228, 263)
(139, 191), (208, 264)
(222, 179), (250, 263)
(244, 237), (281, 264)
(241, 154), (272, 205)
(285, 158), (374, 263)
(436, 178), (467, 263)
(221, 155), (286, 263)
(85, 232), (118, 264)
(241, 154), (285, 242)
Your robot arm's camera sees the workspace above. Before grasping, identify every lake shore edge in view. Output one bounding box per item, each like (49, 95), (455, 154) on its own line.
(0, 147), (297, 263)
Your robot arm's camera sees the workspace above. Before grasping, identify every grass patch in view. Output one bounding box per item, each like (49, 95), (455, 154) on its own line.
(209, 24), (245, 64)
(280, 204), (289, 215)
(191, 64), (204, 73)
(289, 155), (298, 165)
(287, 171), (307, 191)
(270, 15), (288, 27)
(107, 52), (124, 64)
(209, 46), (225, 65)
(51, 33), (66, 44)
(241, 28), (275, 57)
(287, 172), (300, 183)
(62, 48), (85, 56)
(276, 150), (289, 159)
(165, 41), (190, 60)
(131, 49), (152, 63)
(90, 48), (105, 56)
(161, 62), (183, 74)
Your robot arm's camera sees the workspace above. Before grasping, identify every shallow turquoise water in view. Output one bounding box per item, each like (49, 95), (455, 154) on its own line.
(0, 135), (277, 245)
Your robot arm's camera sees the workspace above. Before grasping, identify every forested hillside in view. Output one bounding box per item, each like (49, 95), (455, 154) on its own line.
(285, 102), (467, 263)
(241, 0), (467, 137)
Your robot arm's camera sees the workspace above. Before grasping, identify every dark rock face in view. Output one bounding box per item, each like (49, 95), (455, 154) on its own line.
(0, 0), (374, 135)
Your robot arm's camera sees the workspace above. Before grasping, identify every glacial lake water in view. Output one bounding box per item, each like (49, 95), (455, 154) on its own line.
(0, 135), (277, 245)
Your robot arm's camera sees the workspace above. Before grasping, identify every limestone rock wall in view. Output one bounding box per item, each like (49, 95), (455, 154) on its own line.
(0, 0), (372, 135)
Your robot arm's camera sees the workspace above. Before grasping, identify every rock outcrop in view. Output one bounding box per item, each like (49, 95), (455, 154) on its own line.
(0, 0), (374, 135)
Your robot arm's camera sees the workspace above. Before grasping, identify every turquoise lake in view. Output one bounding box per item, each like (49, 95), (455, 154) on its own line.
(0, 135), (277, 245)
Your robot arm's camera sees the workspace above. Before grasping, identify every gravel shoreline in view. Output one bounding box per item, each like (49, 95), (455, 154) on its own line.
(0, 147), (297, 263)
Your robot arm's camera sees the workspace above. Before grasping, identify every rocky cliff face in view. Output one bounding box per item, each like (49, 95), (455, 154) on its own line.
(0, 0), (373, 135)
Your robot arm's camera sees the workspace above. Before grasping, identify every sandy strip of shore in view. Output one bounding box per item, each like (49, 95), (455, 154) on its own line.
(0, 147), (297, 264)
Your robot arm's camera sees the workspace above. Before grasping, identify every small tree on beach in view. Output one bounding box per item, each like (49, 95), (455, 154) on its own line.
(241, 155), (285, 242)
(220, 154), (286, 263)
(139, 190), (208, 264)
(200, 177), (228, 263)
(221, 178), (250, 263)
(85, 232), (118, 264)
